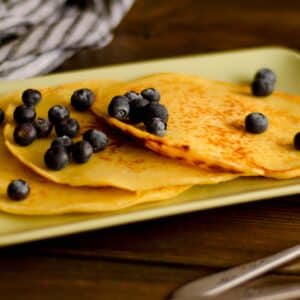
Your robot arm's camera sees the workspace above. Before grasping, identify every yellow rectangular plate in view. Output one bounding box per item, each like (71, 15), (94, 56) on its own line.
(1, 46), (300, 247)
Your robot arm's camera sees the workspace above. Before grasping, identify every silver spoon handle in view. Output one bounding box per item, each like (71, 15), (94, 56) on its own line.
(173, 245), (300, 299)
(185, 284), (300, 300)
(244, 284), (300, 300)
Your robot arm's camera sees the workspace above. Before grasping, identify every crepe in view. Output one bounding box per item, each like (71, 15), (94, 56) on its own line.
(0, 135), (190, 215)
(0, 92), (191, 215)
(92, 72), (300, 178)
(4, 80), (236, 192)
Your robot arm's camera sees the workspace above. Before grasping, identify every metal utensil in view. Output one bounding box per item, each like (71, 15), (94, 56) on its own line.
(171, 244), (300, 299)
(175, 283), (300, 300)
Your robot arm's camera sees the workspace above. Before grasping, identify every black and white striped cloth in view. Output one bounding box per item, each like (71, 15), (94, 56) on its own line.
(0, 0), (134, 80)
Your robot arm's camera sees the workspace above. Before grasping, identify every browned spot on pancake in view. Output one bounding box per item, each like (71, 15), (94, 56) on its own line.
(108, 141), (124, 153)
(229, 121), (245, 131)
(208, 164), (239, 173)
(133, 159), (145, 164)
(122, 128), (130, 134)
(181, 145), (190, 151)
(115, 157), (144, 172)
(96, 154), (113, 162)
(193, 160), (208, 167)
(191, 159), (241, 174)
(151, 139), (163, 146)
(175, 156), (184, 161)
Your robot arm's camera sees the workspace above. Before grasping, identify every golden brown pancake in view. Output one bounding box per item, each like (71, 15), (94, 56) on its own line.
(0, 92), (191, 215)
(4, 80), (236, 192)
(0, 136), (190, 215)
(92, 72), (300, 178)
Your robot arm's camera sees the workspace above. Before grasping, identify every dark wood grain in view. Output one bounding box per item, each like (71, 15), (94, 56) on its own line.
(1, 1), (300, 299)
(0, 254), (215, 300)
(4, 197), (300, 270)
(57, 0), (300, 72)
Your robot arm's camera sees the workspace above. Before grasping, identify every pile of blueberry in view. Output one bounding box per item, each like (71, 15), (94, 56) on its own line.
(12, 88), (98, 147)
(245, 68), (276, 134)
(108, 88), (168, 137)
(247, 68), (300, 150)
(6, 87), (109, 200)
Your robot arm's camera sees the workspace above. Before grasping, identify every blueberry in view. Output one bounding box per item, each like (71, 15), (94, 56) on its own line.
(124, 91), (143, 102)
(144, 103), (168, 123)
(145, 117), (166, 137)
(252, 68), (276, 97)
(13, 104), (36, 124)
(48, 105), (70, 124)
(293, 132), (300, 150)
(108, 96), (130, 121)
(141, 88), (160, 102)
(0, 108), (5, 125)
(254, 68), (276, 85)
(72, 140), (93, 163)
(251, 79), (274, 97)
(13, 123), (37, 146)
(129, 98), (149, 124)
(22, 89), (42, 106)
(44, 146), (69, 170)
(245, 112), (268, 134)
(51, 136), (73, 152)
(71, 88), (95, 111)
(33, 118), (52, 138)
(7, 179), (30, 201)
(83, 129), (108, 152)
(55, 118), (80, 138)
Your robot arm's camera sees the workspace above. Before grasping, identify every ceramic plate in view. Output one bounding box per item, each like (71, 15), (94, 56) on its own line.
(1, 46), (300, 247)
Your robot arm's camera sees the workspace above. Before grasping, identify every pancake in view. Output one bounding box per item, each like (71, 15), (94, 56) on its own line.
(4, 80), (236, 192)
(92, 72), (300, 178)
(0, 95), (190, 215)
(0, 134), (190, 215)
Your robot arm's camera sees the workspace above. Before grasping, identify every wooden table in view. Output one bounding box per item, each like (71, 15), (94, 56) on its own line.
(1, 1), (300, 299)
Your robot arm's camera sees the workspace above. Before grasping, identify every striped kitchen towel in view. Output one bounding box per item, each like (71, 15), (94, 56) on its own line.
(0, 0), (134, 80)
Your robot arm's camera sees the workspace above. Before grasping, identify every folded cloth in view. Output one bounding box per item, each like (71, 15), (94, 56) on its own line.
(0, 0), (134, 80)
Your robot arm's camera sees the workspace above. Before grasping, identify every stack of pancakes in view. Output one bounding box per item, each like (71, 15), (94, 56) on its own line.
(1, 73), (300, 215)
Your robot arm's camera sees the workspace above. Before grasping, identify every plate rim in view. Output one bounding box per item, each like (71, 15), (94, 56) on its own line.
(0, 180), (300, 247)
(0, 46), (299, 247)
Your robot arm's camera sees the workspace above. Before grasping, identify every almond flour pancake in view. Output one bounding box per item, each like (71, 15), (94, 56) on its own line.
(0, 94), (191, 215)
(3, 80), (236, 192)
(92, 72), (300, 178)
(0, 131), (190, 215)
